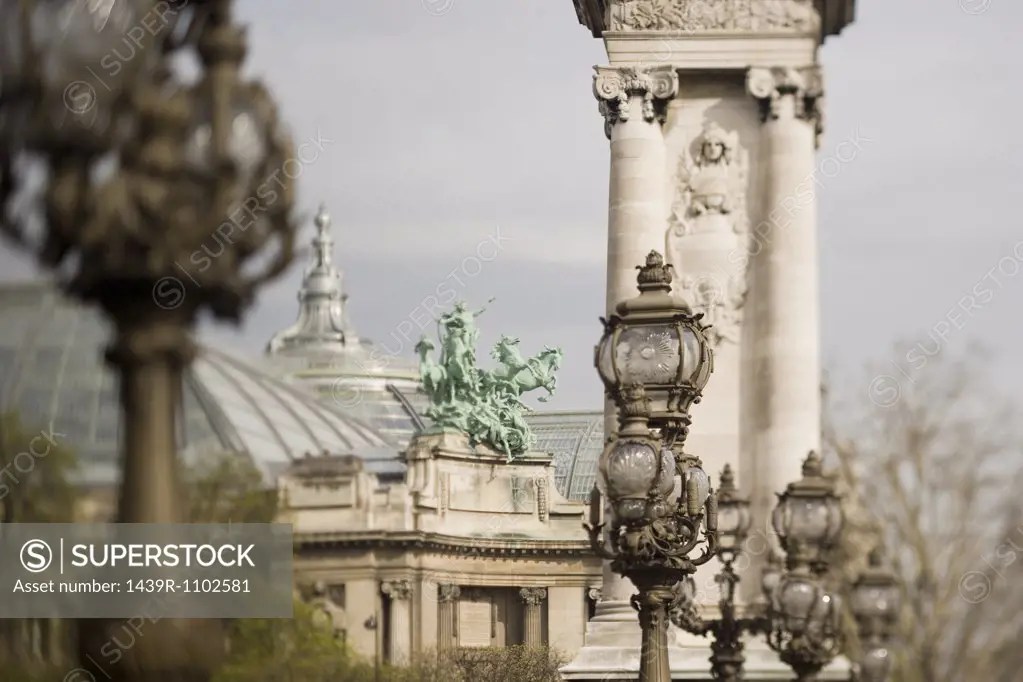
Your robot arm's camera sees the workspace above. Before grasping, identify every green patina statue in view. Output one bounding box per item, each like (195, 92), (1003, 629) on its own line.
(414, 300), (562, 460)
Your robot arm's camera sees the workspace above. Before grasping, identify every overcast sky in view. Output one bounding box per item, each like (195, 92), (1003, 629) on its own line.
(1, 0), (1019, 411)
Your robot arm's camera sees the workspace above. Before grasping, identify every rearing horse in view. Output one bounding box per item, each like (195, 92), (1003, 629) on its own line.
(490, 337), (562, 403)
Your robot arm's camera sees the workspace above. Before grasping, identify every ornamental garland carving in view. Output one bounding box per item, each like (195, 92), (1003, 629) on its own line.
(535, 477), (549, 522)
(593, 65), (679, 139)
(609, 0), (821, 34)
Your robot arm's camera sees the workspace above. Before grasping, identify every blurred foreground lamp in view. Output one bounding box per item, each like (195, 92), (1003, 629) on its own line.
(586, 251), (718, 682)
(851, 547), (900, 682)
(0, 2), (296, 682)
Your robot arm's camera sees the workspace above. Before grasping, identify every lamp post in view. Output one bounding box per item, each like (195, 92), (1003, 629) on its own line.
(0, 1), (295, 680)
(586, 250), (718, 682)
(850, 547), (899, 682)
(763, 451), (845, 682)
(670, 463), (768, 682)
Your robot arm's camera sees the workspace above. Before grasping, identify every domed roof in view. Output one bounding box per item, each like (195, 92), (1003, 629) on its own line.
(261, 203), (427, 449)
(0, 281), (403, 486)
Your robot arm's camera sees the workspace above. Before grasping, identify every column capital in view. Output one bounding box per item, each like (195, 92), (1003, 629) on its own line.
(381, 579), (413, 601)
(593, 65), (679, 139)
(519, 587), (548, 607)
(437, 583), (461, 603)
(746, 66), (824, 135)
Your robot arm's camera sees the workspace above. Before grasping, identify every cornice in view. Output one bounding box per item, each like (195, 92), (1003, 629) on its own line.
(295, 530), (595, 557)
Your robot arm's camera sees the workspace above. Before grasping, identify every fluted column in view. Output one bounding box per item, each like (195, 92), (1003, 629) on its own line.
(519, 587), (547, 647)
(437, 584), (460, 651)
(743, 66), (823, 549)
(382, 580), (413, 663)
(593, 64), (679, 611)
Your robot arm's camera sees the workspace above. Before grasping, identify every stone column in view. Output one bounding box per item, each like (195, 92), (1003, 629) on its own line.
(437, 584), (460, 651)
(519, 587), (547, 647)
(595, 64), (679, 315)
(592, 62), (679, 612)
(382, 580), (413, 663)
(743, 65), (823, 558)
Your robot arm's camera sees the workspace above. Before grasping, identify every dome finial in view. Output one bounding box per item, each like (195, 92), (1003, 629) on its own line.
(314, 203), (331, 235)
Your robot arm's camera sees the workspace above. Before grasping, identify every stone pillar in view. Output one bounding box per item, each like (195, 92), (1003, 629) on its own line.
(592, 62), (679, 611)
(382, 580), (413, 664)
(595, 64), (679, 316)
(437, 584), (460, 651)
(519, 587), (547, 647)
(743, 65), (823, 563)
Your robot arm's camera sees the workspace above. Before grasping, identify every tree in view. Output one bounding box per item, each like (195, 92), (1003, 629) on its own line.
(213, 598), (360, 682)
(824, 346), (1023, 682)
(0, 410), (78, 524)
(0, 410), (79, 670)
(183, 450), (278, 524)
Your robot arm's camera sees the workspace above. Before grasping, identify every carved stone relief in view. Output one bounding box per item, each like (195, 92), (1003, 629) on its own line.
(593, 65), (679, 139)
(747, 66), (825, 143)
(666, 121), (751, 347)
(669, 121), (748, 238)
(381, 579), (414, 601)
(519, 587), (548, 607)
(609, 0), (821, 34)
(678, 274), (746, 346)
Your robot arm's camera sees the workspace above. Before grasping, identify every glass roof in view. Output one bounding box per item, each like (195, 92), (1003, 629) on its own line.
(0, 281), (403, 485)
(526, 411), (604, 502)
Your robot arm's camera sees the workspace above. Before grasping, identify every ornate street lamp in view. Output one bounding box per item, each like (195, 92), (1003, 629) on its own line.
(850, 547), (900, 682)
(595, 251), (714, 448)
(764, 451), (846, 682)
(670, 464), (767, 682)
(0, 1), (295, 680)
(587, 250), (718, 682)
(771, 451), (844, 572)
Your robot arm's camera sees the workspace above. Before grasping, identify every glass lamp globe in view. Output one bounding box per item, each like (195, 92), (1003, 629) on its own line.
(595, 251), (712, 422)
(185, 82), (275, 210)
(598, 440), (674, 523)
(807, 590), (842, 639)
(771, 451), (843, 556)
(761, 552), (783, 603)
(714, 464), (751, 552)
(771, 571), (825, 636)
(851, 548), (900, 621)
(859, 647), (892, 682)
